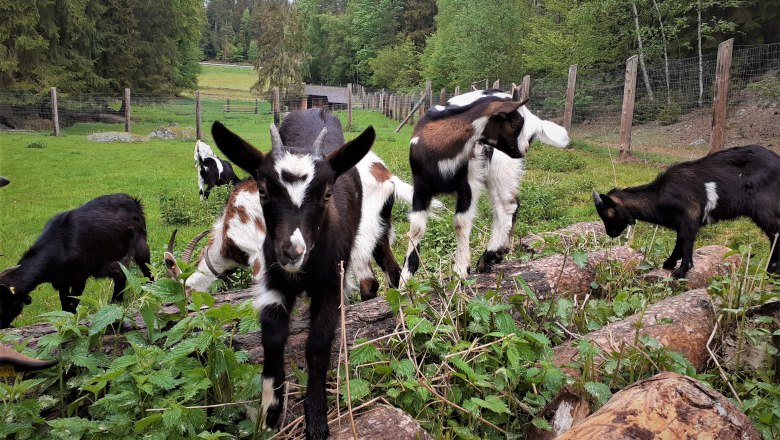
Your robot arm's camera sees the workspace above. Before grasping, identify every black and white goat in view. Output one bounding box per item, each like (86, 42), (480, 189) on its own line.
(401, 89), (570, 283)
(0, 194), (153, 328)
(594, 144), (780, 278)
(168, 144), (422, 302)
(211, 110), (376, 439)
(195, 139), (240, 200)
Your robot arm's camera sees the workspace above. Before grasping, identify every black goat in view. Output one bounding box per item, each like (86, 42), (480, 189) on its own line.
(195, 139), (240, 200)
(0, 177), (9, 188)
(211, 111), (375, 439)
(0, 194), (153, 328)
(594, 145), (780, 278)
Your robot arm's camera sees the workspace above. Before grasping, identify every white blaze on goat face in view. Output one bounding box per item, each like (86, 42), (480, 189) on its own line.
(274, 152), (316, 207)
(703, 182), (719, 224)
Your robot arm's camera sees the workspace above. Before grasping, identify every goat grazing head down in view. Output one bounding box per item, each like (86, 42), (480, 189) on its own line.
(593, 145), (780, 278)
(211, 113), (375, 439)
(0, 194), (153, 328)
(194, 139), (240, 200)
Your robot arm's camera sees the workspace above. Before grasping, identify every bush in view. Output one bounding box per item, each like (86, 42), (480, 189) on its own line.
(159, 185), (232, 226)
(745, 75), (780, 99)
(656, 102), (681, 125)
(26, 141), (46, 149)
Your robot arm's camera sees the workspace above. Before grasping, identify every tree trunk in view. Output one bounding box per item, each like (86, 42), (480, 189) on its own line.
(556, 372), (760, 440)
(631, 0), (654, 101)
(651, 0), (671, 104)
(698, 3), (704, 107)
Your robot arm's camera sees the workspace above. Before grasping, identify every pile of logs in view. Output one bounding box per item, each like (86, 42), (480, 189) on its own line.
(0, 222), (763, 439)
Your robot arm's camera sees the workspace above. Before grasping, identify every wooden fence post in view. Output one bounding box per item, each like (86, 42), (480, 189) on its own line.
(439, 88), (446, 105)
(124, 88), (131, 132)
(454, 86), (460, 96)
(347, 83), (353, 128)
(563, 65), (578, 132)
(254, 98), (258, 114)
(226, 98), (231, 113)
(521, 75), (531, 102)
(50, 87), (60, 137)
(619, 56), (639, 160)
(301, 96), (308, 110)
(425, 80), (432, 110)
(195, 90), (202, 140)
(273, 87), (280, 126)
(709, 38), (734, 155)
(493, 79), (500, 89)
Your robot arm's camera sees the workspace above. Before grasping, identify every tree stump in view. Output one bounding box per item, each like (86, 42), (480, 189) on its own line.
(555, 372), (760, 440)
(643, 245), (741, 289)
(330, 405), (432, 440)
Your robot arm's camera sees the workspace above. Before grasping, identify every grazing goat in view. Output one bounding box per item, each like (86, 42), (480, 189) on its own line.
(594, 145), (780, 278)
(211, 110), (375, 439)
(0, 194), (153, 328)
(195, 139), (240, 200)
(0, 177), (9, 188)
(401, 89), (570, 283)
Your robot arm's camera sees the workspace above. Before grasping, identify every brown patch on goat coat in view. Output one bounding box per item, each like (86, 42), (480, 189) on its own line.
(252, 259), (262, 277)
(416, 118), (473, 154)
(370, 162), (392, 182)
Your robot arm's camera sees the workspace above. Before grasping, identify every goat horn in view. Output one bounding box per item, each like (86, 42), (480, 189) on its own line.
(167, 229), (178, 254)
(312, 127), (328, 156)
(269, 123), (284, 157)
(0, 265), (20, 279)
(182, 230), (210, 263)
(592, 191), (603, 206)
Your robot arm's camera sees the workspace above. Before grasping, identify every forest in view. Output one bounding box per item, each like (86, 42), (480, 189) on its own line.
(1, 0), (778, 96)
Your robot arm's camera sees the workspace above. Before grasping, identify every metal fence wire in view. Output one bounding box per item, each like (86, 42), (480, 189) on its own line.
(0, 43), (777, 144)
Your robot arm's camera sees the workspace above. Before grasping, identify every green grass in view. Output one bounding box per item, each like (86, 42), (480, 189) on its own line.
(0, 103), (774, 327)
(196, 64), (258, 99)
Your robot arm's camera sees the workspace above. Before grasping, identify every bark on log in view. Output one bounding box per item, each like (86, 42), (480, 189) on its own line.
(475, 246), (643, 301)
(643, 245), (741, 289)
(519, 221), (607, 254)
(553, 289), (715, 376)
(330, 405), (432, 440)
(555, 371), (760, 440)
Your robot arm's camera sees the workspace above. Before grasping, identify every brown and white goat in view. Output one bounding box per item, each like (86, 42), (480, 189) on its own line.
(401, 89), (570, 284)
(211, 110), (375, 439)
(594, 144), (780, 278)
(0, 194), (153, 328)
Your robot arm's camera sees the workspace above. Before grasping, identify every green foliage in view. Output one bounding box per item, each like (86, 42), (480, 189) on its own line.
(745, 75), (780, 99)
(26, 141), (46, 149)
(251, 2), (308, 94)
(0, 271), (262, 438)
(656, 101), (682, 125)
(159, 185), (232, 226)
(368, 38), (421, 90)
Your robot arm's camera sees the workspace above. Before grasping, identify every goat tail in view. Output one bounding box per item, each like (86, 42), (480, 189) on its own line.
(390, 175), (444, 211)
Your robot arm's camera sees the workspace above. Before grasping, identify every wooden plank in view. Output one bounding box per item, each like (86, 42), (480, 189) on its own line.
(124, 88), (131, 132)
(273, 87), (280, 126)
(563, 65), (577, 132)
(709, 38), (734, 155)
(195, 90), (202, 140)
(492, 79), (500, 89)
(619, 56), (639, 160)
(521, 75), (531, 102)
(50, 87), (60, 137)
(347, 83), (353, 128)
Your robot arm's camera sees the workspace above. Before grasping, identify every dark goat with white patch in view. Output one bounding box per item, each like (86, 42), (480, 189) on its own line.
(211, 110), (375, 439)
(195, 139), (240, 200)
(401, 89), (570, 283)
(0, 194), (153, 328)
(594, 145), (780, 278)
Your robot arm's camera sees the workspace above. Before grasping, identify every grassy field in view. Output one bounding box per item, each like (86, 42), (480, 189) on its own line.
(195, 64), (258, 100)
(0, 101), (770, 327)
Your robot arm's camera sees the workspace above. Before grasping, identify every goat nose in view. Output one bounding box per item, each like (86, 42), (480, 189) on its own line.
(284, 245), (303, 262)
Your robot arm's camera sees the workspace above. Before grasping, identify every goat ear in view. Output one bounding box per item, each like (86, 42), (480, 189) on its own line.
(488, 100), (526, 118)
(326, 126), (375, 178)
(211, 121), (264, 174)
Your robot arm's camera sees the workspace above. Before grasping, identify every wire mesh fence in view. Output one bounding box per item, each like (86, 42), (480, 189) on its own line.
(1, 43), (777, 152)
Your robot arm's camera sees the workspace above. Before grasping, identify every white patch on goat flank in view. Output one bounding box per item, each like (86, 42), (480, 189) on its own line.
(261, 377), (279, 428)
(703, 182), (719, 224)
(274, 152), (315, 207)
(447, 90), (511, 107)
(438, 116), (489, 178)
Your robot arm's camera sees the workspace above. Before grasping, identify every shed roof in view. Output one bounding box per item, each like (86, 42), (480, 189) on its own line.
(303, 85), (349, 104)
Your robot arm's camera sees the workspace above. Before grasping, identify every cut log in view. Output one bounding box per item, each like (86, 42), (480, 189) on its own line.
(330, 405), (432, 440)
(553, 289), (715, 376)
(525, 387), (590, 440)
(643, 245), (741, 289)
(519, 221), (607, 254)
(555, 371), (760, 440)
(475, 246), (643, 301)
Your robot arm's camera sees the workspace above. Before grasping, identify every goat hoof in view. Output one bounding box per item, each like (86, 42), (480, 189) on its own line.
(671, 267), (690, 279)
(476, 250), (504, 273)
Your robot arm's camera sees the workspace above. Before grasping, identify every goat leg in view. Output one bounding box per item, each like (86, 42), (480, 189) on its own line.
(663, 237), (684, 270)
(303, 293), (339, 440)
(259, 302), (292, 429)
(671, 228), (697, 278)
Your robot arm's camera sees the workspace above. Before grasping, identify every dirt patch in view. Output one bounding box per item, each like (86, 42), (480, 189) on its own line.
(573, 85), (780, 161)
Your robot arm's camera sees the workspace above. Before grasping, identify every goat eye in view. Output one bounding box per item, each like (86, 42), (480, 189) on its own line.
(258, 185), (268, 200)
(323, 190), (332, 201)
